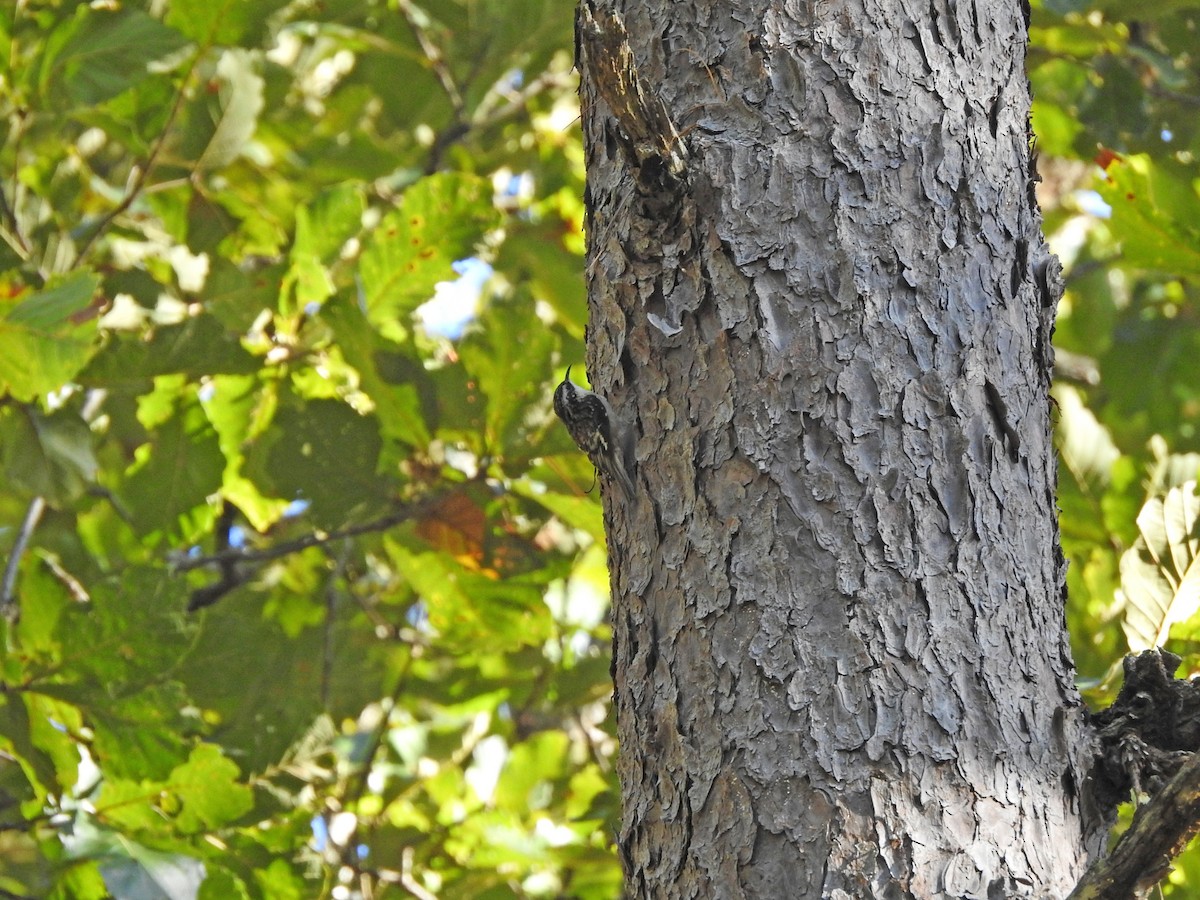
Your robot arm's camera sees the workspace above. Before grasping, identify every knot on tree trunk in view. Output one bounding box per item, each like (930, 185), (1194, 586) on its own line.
(1090, 649), (1200, 811)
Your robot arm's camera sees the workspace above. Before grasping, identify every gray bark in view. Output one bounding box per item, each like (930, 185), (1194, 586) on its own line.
(578, 0), (1110, 896)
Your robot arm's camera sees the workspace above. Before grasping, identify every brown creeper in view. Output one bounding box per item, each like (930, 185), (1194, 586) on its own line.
(553, 366), (636, 498)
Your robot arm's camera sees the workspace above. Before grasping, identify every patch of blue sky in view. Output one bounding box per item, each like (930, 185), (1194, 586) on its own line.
(415, 258), (493, 339)
(1075, 190), (1111, 219)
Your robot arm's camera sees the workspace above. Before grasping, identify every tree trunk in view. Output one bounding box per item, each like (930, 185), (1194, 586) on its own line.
(577, 0), (1111, 895)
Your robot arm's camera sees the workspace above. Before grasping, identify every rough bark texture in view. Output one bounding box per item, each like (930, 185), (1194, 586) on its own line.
(578, 0), (1108, 896)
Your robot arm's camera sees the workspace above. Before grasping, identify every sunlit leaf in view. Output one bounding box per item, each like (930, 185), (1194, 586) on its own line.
(166, 0), (277, 46)
(1121, 482), (1200, 650)
(0, 272), (99, 401)
(82, 315), (259, 386)
(322, 296), (432, 449)
(282, 183), (364, 313)
(389, 542), (552, 652)
(1097, 153), (1200, 276)
(360, 173), (502, 339)
(179, 49), (265, 172)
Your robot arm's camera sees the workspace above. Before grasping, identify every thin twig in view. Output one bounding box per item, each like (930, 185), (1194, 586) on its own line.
(321, 540), (352, 711)
(173, 505), (419, 572)
(68, 52), (198, 269)
(398, 0), (464, 115)
(0, 188), (30, 260)
(423, 66), (573, 174)
(470, 68), (576, 134)
(1, 496), (46, 619)
(342, 645), (419, 813)
(399, 847), (438, 900)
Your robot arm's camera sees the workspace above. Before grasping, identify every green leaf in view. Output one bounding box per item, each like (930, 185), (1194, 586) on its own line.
(252, 858), (306, 899)
(1, 406), (97, 505)
(166, 0), (276, 46)
(38, 7), (189, 106)
(181, 600), (322, 770)
(51, 861), (110, 900)
(389, 543), (552, 652)
(516, 480), (606, 544)
(25, 693), (82, 794)
(360, 173), (501, 339)
(283, 183), (365, 313)
(165, 744), (254, 833)
(60, 568), (195, 687)
(1121, 481), (1200, 650)
(495, 220), (587, 332)
(178, 49), (265, 172)
(13, 555), (77, 658)
(0, 694), (56, 805)
(38, 569), (197, 780)
(201, 374), (288, 531)
(244, 397), (386, 530)
(1098, 154), (1200, 276)
(77, 76), (183, 159)
(448, 0), (573, 112)
(8, 273), (98, 329)
(198, 867), (251, 900)
(202, 258), (286, 330)
(88, 686), (194, 783)
(180, 587), (390, 773)
(323, 298), (432, 449)
(82, 315), (259, 387)
(119, 399), (225, 541)
(493, 731), (569, 811)
(0, 272), (100, 401)
(295, 182), (365, 265)
(458, 290), (557, 465)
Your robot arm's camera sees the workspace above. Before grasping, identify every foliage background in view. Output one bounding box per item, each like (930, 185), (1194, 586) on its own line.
(0, 0), (1197, 897)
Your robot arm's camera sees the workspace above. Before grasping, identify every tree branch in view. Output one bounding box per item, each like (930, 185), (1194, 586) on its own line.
(0, 186), (31, 261)
(174, 505), (421, 573)
(0, 496), (46, 620)
(398, 0), (464, 115)
(470, 68), (576, 134)
(1071, 650), (1200, 898)
(1069, 749), (1200, 899)
(68, 53), (197, 269)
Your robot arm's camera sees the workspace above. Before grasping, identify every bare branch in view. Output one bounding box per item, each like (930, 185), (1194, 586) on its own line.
(1069, 749), (1200, 899)
(0, 187), (31, 261)
(398, 0), (464, 115)
(470, 68), (576, 134)
(68, 54), (197, 269)
(0, 496), (46, 620)
(173, 506), (419, 573)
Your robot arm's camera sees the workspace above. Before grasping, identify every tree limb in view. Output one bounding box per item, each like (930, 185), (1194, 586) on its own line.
(1069, 748), (1200, 899)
